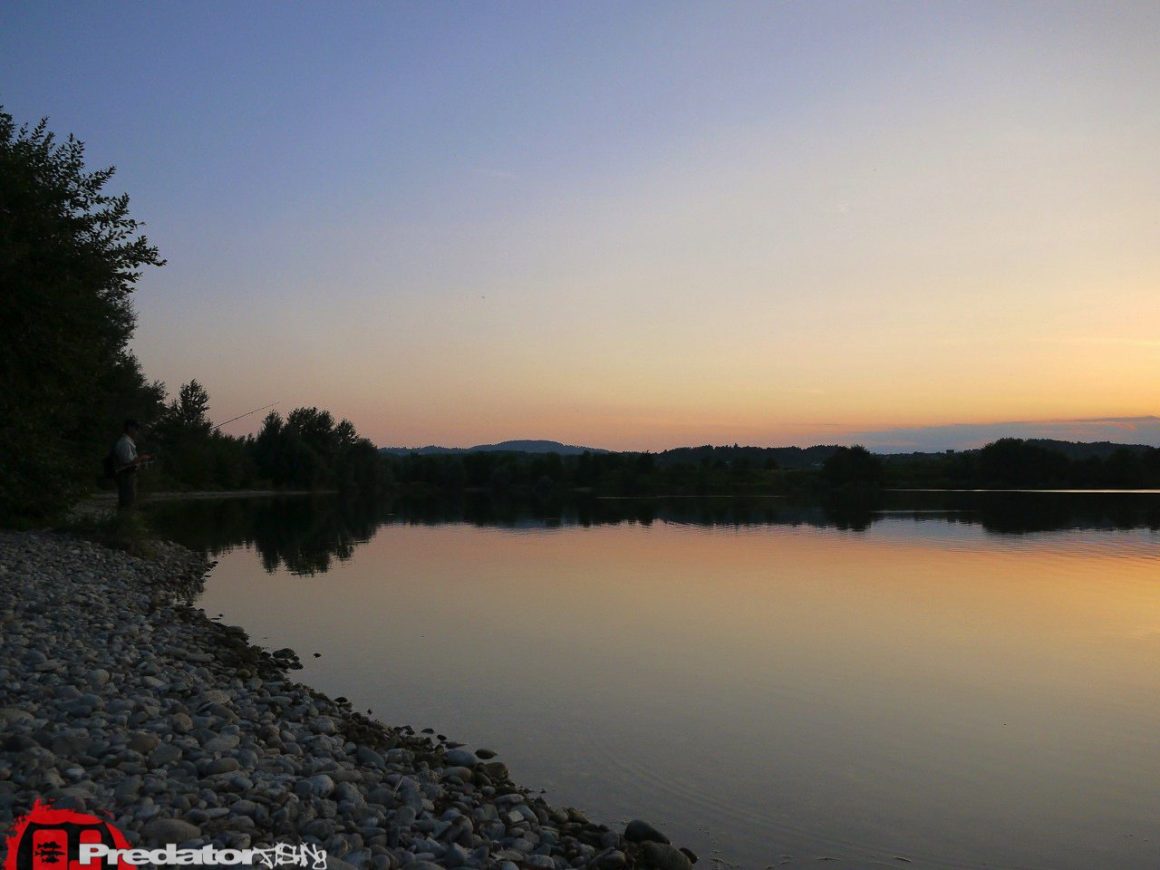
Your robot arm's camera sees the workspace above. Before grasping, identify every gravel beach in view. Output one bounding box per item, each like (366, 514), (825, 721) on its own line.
(0, 531), (694, 869)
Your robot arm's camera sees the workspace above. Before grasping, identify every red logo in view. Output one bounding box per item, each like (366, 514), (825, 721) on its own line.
(3, 801), (131, 870)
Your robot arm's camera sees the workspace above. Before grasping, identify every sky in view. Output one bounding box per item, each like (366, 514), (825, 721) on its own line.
(3, 1), (1158, 451)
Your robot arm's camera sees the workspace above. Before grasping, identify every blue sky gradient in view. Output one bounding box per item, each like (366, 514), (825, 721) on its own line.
(4, 2), (1158, 449)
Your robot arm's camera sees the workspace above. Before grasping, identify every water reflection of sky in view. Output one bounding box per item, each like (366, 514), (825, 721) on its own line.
(187, 503), (1160, 870)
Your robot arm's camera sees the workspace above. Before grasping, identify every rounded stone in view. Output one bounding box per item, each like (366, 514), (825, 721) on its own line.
(443, 748), (478, 768)
(642, 842), (694, 870)
(148, 743), (182, 766)
(625, 819), (670, 844)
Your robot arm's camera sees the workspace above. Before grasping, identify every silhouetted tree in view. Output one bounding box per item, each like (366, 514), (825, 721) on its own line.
(0, 108), (165, 520)
(166, 380), (212, 434)
(977, 438), (1069, 488)
(1103, 448), (1143, 488)
(250, 406), (386, 494)
(150, 380), (246, 489)
(822, 445), (885, 489)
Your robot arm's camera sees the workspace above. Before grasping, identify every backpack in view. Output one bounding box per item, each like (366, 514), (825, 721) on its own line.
(102, 448), (117, 479)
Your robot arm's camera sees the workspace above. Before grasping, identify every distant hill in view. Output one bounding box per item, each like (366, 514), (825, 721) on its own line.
(380, 439), (607, 457)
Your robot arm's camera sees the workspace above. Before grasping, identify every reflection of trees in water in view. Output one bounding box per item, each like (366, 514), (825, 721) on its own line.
(394, 491), (1160, 535)
(246, 497), (378, 575)
(395, 493), (834, 529)
(397, 491), (1160, 535)
(147, 491), (1160, 578)
(966, 492), (1160, 534)
(146, 496), (384, 576)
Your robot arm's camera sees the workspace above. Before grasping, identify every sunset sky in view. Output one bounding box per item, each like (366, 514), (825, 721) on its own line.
(4, 2), (1158, 451)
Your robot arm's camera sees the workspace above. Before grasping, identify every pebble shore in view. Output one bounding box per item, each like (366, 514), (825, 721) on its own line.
(0, 531), (695, 869)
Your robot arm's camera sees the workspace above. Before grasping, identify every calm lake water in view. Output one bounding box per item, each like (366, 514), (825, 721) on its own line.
(148, 492), (1160, 869)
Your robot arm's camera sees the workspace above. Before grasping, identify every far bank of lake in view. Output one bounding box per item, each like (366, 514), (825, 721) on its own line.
(149, 491), (1160, 869)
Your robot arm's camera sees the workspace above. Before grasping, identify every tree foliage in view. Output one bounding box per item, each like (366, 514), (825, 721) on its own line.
(0, 109), (166, 521)
(888, 438), (1160, 490)
(252, 408), (388, 493)
(822, 445), (885, 489)
(146, 380), (258, 490)
(163, 380), (213, 436)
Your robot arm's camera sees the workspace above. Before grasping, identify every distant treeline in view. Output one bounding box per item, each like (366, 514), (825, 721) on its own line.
(382, 438), (1160, 497)
(138, 413), (1160, 499)
(382, 443), (882, 496)
(137, 415), (1160, 500)
(886, 438), (1160, 489)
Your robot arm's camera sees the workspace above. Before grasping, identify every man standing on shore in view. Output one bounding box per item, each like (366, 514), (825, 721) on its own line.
(114, 419), (153, 509)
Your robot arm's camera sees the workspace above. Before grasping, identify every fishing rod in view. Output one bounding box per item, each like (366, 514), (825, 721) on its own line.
(211, 401), (279, 433)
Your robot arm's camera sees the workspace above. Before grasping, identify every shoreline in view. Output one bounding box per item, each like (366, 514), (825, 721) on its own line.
(0, 531), (693, 869)
(71, 490), (331, 519)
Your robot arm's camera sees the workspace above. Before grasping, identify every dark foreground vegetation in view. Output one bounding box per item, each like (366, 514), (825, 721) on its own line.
(1, 109), (166, 521)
